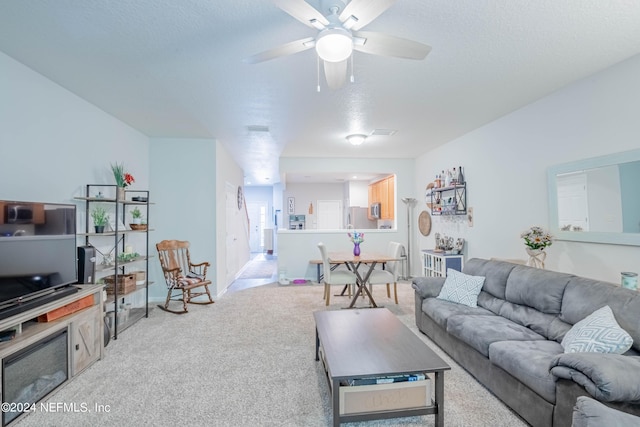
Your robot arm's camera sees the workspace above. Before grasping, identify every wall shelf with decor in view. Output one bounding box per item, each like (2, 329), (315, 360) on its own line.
(426, 183), (466, 216)
(421, 250), (464, 277)
(75, 184), (151, 339)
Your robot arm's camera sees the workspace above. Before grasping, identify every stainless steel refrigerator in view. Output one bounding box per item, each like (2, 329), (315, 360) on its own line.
(346, 207), (377, 229)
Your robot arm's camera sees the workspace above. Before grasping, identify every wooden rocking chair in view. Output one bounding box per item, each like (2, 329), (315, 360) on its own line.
(156, 239), (215, 314)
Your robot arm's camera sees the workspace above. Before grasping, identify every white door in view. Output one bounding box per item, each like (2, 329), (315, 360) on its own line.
(317, 200), (342, 229)
(226, 183), (239, 285)
(246, 201), (267, 252)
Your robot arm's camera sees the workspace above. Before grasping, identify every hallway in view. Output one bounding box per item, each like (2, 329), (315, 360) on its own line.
(226, 253), (277, 293)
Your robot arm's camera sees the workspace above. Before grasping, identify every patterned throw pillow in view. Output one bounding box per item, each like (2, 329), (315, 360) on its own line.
(436, 269), (485, 308)
(561, 305), (633, 354)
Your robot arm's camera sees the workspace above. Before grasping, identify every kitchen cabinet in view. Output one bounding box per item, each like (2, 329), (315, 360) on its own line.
(368, 175), (395, 220)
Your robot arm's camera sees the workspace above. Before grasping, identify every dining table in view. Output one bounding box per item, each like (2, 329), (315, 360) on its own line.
(326, 251), (401, 308)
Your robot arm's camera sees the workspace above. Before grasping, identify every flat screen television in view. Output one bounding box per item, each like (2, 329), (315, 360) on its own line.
(0, 200), (78, 319)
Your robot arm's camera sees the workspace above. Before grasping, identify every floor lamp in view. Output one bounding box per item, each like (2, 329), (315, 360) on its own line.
(401, 197), (417, 279)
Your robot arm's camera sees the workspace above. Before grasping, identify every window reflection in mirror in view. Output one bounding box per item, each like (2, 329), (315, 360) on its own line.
(548, 150), (640, 246)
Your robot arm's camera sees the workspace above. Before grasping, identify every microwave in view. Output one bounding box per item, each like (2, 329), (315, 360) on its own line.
(370, 202), (381, 219)
(6, 204), (34, 224)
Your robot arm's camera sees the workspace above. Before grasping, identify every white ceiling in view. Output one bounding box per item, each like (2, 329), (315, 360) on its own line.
(1, 1), (640, 186)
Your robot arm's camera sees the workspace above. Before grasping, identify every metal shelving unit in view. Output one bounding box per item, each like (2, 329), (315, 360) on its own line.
(75, 184), (151, 339)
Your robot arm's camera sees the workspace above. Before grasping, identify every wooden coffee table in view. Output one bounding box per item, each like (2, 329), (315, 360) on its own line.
(314, 308), (450, 426)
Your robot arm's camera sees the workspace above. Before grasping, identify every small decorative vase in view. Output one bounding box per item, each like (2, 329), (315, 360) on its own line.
(526, 247), (546, 269)
(353, 242), (361, 256)
(116, 187), (126, 201)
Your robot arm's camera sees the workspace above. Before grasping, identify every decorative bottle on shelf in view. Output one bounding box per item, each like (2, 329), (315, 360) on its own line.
(452, 167), (457, 185)
(457, 166), (464, 184)
(445, 170), (452, 187)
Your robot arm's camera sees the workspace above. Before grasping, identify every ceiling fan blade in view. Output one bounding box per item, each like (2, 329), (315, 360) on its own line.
(353, 31), (431, 60)
(323, 59), (348, 90)
(339, 0), (397, 31)
(274, 0), (329, 29)
(244, 37), (315, 64)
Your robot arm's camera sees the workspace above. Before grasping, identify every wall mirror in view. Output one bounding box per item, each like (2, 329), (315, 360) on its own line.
(547, 148), (640, 246)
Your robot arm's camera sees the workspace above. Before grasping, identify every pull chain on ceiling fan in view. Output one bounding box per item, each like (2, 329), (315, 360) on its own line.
(244, 0), (432, 90)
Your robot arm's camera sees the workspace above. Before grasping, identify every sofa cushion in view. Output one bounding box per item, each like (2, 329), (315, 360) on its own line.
(561, 278), (640, 352)
(505, 265), (572, 314)
(437, 269), (485, 307)
(463, 258), (517, 301)
(496, 300), (571, 341)
(446, 314), (545, 357)
(489, 340), (563, 403)
(422, 298), (495, 329)
(561, 306), (633, 354)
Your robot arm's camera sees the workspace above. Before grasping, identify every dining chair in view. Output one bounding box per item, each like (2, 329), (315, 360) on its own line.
(317, 243), (357, 306)
(367, 241), (403, 304)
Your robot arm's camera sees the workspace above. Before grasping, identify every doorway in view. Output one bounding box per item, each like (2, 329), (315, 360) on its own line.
(246, 201), (268, 252)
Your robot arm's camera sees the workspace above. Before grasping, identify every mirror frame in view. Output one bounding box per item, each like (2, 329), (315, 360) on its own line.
(547, 148), (640, 246)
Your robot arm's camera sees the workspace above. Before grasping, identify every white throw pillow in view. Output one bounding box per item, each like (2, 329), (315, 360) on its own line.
(436, 269), (485, 308)
(561, 305), (633, 354)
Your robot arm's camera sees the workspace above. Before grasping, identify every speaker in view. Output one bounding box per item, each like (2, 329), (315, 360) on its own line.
(77, 246), (96, 284)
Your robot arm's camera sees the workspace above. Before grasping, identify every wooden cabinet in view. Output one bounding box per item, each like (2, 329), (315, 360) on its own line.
(71, 304), (102, 375)
(368, 175), (395, 220)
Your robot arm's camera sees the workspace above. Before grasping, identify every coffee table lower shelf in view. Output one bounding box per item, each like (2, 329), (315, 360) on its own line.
(319, 346), (442, 426)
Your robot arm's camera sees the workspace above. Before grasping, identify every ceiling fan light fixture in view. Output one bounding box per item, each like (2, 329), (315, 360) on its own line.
(316, 28), (353, 63)
(346, 134), (367, 146)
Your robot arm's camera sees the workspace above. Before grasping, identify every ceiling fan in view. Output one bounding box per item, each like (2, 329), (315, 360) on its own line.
(245, 0), (431, 90)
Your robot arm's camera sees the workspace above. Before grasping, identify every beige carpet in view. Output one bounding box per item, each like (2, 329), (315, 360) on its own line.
(15, 281), (527, 426)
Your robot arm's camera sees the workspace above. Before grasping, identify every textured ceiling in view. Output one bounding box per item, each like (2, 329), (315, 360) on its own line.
(1, 0), (640, 185)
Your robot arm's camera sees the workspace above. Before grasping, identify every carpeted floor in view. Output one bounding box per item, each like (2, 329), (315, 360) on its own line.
(15, 281), (527, 426)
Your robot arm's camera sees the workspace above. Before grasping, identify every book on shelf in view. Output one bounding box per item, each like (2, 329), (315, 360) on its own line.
(341, 373), (427, 387)
(0, 329), (16, 342)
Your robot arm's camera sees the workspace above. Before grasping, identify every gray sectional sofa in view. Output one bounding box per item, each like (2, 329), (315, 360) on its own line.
(412, 258), (640, 427)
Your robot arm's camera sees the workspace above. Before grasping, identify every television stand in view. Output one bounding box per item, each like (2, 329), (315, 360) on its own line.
(0, 285), (104, 425)
(0, 285), (79, 321)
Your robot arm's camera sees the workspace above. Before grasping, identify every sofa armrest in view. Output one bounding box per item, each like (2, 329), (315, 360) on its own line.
(550, 353), (640, 402)
(572, 396), (640, 427)
(412, 277), (446, 299)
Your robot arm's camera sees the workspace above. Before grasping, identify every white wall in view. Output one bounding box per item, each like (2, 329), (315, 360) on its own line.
(0, 51), (149, 203)
(149, 138), (219, 299)
(414, 53), (640, 283)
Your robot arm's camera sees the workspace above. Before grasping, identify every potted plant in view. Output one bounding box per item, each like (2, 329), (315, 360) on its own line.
(91, 206), (109, 233)
(110, 162), (135, 200)
(130, 207), (143, 225)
